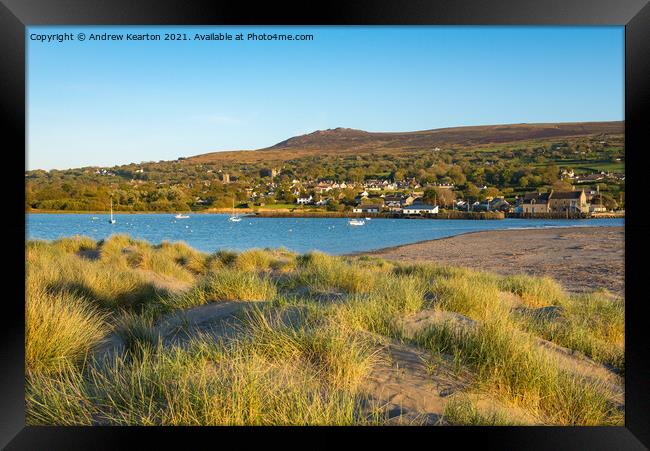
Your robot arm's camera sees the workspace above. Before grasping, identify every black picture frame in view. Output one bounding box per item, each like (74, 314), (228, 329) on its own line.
(3, 0), (649, 448)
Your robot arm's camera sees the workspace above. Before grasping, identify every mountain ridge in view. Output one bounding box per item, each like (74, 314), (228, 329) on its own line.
(184, 120), (623, 163)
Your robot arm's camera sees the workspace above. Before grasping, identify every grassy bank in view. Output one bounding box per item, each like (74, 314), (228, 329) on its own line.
(26, 235), (624, 425)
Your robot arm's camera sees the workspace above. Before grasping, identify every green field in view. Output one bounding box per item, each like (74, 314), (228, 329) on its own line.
(570, 162), (625, 174)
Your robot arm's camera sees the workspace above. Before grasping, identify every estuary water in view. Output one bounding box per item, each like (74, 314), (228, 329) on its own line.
(26, 214), (624, 255)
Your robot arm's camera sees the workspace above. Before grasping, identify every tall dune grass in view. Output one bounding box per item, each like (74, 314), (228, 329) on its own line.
(240, 306), (378, 389)
(87, 339), (380, 425)
(498, 274), (567, 307)
(26, 286), (108, 373)
(334, 274), (426, 336)
(417, 316), (621, 425)
(160, 269), (277, 311)
(25, 237), (624, 426)
(429, 273), (505, 320)
(295, 251), (383, 295)
(26, 364), (95, 425)
(442, 396), (519, 426)
(515, 291), (624, 371)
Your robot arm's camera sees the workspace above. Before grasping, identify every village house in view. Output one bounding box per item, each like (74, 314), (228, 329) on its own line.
(521, 192), (552, 214)
(521, 190), (589, 214)
(315, 182), (333, 193)
(590, 203), (607, 213)
(352, 204), (383, 214)
(354, 191), (370, 203)
(489, 197), (512, 212)
(401, 204), (439, 215)
(560, 169), (575, 179)
(383, 195), (405, 211)
(574, 173), (605, 184)
(364, 180), (385, 191)
(431, 182), (455, 189)
(474, 197), (511, 212)
(296, 195), (313, 205)
(549, 190), (589, 213)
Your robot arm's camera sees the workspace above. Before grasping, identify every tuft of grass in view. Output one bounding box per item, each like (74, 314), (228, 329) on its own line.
(515, 291), (624, 371)
(296, 251), (378, 295)
(115, 312), (159, 356)
(334, 274), (426, 336)
(430, 272), (505, 321)
(51, 236), (97, 254)
(26, 286), (108, 373)
(26, 365), (95, 425)
(160, 269), (277, 311)
(213, 249), (238, 266)
(441, 396), (519, 425)
(240, 307), (378, 390)
(28, 238), (170, 311)
(499, 274), (567, 307)
(234, 248), (274, 272)
(417, 316), (621, 425)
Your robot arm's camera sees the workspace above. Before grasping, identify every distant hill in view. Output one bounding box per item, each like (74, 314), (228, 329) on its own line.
(188, 121), (623, 163)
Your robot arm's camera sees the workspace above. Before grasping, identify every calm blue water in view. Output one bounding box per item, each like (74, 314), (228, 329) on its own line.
(26, 214), (624, 255)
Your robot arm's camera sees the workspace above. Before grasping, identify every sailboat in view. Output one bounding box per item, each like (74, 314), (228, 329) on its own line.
(228, 198), (242, 222)
(108, 198), (116, 224)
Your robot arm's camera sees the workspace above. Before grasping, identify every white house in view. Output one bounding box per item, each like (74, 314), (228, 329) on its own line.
(296, 195), (313, 205)
(401, 204), (439, 215)
(589, 203), (607, 213)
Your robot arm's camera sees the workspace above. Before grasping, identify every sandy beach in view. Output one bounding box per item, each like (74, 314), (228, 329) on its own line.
(365, 226), (624, 297)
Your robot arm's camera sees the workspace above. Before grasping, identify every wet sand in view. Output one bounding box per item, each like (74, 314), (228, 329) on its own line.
(365, 226), (624, 296)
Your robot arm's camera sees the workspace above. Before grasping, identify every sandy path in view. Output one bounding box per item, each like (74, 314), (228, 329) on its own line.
(363, 339), (472, 425)
(363, 226), (624, 296)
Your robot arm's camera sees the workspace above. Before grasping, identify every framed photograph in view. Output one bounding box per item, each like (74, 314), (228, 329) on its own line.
(3, 0), (649, 448)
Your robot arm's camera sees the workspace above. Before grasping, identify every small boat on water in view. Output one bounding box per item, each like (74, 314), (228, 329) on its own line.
(228, 198), (242, 222)
(108, 198), (116, 224)
(175, 213), (190, 219)
(365, 217), (372, 221)
(348, 219), (365, 226)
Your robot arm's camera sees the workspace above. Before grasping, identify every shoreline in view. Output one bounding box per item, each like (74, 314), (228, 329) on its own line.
(358, 226), (624, 296)
(26, 209), (624, 220)
(350, 224), (623, 256)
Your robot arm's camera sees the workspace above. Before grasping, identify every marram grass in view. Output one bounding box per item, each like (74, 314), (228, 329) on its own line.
(25, 236), (624, 426)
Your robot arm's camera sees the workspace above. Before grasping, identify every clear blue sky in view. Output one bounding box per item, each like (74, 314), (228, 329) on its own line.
(27, 26), (624, 170)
